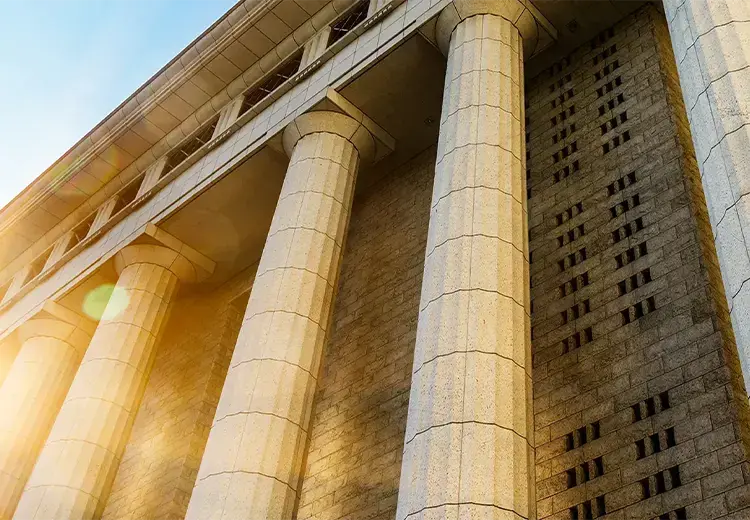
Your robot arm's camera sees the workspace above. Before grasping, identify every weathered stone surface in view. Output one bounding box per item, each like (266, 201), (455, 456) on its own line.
(664, 0), (750, 394)
(185, 112), (367, 520)
(395, 9), (534, 520)
(526, 5), (750, 519)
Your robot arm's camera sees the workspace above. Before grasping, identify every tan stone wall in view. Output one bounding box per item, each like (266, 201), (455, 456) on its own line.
(527, 6), (750, 519)
(85, 7), (750, 520)
(295, 148), (434, 520)
(100, 282), (248, 520)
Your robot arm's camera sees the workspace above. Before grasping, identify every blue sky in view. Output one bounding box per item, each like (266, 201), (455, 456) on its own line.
(0, 0), (237, 209)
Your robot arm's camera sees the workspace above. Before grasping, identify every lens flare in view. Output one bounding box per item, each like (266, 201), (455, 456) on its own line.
(83, 283), (129, 320)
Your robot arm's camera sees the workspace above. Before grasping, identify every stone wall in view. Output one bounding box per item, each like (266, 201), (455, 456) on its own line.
(100, 282), (248, 520)
(92, 6), (750, 520)
(295, 148), (434, 520)
(526, 5), (750, 519)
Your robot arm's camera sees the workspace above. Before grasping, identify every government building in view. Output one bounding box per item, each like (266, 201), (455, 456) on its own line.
(0, 0), (749, 518)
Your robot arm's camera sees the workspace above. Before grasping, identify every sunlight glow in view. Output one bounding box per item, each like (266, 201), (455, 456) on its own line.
(83, 283), (130, 320)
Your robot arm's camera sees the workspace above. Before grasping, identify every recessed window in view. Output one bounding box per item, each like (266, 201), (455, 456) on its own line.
(67, 211), (98, 250)
(163, 116), (220, 175)
(238, 51), (304, 118)
(112, 175), (146, 216)
(328, 1), (370, 47)
(25, 246), (54, 285)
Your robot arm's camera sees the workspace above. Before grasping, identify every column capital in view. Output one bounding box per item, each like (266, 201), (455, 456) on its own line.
(17, 300), (95, 349)
(113, 223), (216, 283)
(17, 319), (90, 350)
(282, 110), (376, 162)
(114, 244), (203, 283)
(436, 0), (556, 58)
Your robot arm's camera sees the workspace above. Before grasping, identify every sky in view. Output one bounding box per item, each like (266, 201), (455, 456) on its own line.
(0, 0), (237, 210)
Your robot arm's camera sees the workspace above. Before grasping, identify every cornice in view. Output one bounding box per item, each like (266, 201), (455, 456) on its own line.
(0, 0), (279, 233)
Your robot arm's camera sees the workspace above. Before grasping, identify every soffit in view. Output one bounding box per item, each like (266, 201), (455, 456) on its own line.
(527, 0), (652, 76)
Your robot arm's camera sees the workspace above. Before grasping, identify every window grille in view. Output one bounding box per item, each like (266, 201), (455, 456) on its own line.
(238, 51), (303, 117)
(25, 247), (54, 284)
(112, 175), (145, 216)
(327, 1), (369, 47)
(163, 116), (220, 175)
(67, 212), (98, 250)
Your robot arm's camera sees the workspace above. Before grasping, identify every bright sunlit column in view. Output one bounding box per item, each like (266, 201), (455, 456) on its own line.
(185, 111), (375, 520)
(0, 341), (21, 391)
(0, 307), (93, 520)
(396, 2), (540, 519)
(13, 244), (205, 520)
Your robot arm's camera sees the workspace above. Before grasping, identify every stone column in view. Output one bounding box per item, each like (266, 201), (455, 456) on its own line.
(185, 111), (375, 520)
(664, 0), (750, 394)
(0, 340), (21, 390)
(395, 2), (542, 519)
(13, 244), (204, 520)
(0, 306), (93, 520)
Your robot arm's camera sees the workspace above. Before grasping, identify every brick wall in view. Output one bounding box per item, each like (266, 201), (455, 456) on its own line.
(295, 147), (434, 520)
(101, 281), (248, 520)
(526, 6), (750, 520)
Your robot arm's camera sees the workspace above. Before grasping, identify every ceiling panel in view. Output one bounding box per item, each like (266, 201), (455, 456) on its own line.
(145, 105), (182, 134)
(222, 39), (259, 70)
(256, 12), (292, 44)
(191, 67), (226, 97)
(130, 117), (167, 146)
(174, 81), (212, 108)
(205, 53), (243, 83)
(159, 93), (196, 120)
(114, 130), (152, 159)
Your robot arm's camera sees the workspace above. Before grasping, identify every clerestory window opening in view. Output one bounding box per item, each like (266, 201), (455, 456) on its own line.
(112, 175), (146, 216)
(238, 51), (304, 118)
(163, 116), (220, 175)
(327, 0), (370, 47)
(68, 211), (98, 251)
(25, 246), (54, 285)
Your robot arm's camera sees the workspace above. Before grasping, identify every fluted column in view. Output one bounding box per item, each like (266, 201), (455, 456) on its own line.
(185, 111), (375, 520)
(0, 307), (93, 520)
(13, 244), (205, 520)
(664, 0), (750, 394)
(396, 2), (538, 519)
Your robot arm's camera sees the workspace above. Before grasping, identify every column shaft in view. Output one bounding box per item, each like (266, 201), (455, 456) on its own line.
(664, 0), (750, 393)
(13, 254), (180, 519)
(396, 13), (533, 520)
(0, 342), (21, 390)
(186, 130), (358, 520)
(0, 319), (91, 520)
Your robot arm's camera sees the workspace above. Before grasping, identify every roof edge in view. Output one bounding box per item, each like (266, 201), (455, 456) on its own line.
(0, 0), (267, 220)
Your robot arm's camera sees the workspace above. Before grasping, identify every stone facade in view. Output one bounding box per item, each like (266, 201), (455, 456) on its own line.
(3, 1), (750, 520)
(100, 285), (248, 520)
(296, 147), (433, 520)
(527, 7), (750, 519)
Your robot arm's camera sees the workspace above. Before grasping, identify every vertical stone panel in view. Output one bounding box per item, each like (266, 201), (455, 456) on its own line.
(0, 317), (91, 520)
(663, 0), (750, 395)
(396, 12), (533, 520)
(526, 6), (750, 519)
(186, 129), (360, 520)
(295, 147), (434, 520)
